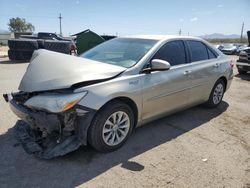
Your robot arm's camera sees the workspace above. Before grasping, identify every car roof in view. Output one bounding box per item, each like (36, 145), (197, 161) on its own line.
(122, 35), (202, 41)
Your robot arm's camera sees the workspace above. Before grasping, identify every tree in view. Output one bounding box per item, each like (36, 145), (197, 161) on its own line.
(8, 17), (35, 32)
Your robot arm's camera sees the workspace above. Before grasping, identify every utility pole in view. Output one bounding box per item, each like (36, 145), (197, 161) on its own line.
(58, 13), (62, 36)
(240, 22), (244, 43)
(179, 29), (182, 36)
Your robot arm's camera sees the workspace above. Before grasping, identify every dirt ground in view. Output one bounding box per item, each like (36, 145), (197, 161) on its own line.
(0, 51), (249, 188)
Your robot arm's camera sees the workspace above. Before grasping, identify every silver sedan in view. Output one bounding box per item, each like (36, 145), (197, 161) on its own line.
(4, 35), (234, 159)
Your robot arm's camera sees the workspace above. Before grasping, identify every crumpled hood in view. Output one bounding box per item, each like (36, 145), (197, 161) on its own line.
(19, 49), (126, 92)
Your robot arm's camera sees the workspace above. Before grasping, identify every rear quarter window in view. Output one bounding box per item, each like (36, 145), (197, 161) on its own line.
(207, 47), (218, 59)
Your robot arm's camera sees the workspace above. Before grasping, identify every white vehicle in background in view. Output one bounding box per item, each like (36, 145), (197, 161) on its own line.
(236, 44), (248, 54)
(214, 44), (223, 51)
(220, 44), (239, 55)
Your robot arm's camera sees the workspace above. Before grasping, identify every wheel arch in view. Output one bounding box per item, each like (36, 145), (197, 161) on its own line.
(218, 76), (227, 90)
(205, 76), (227, 108)
(98, 97), (138, 128)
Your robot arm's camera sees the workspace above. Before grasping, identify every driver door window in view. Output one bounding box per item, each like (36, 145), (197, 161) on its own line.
(153, 40), (187, 66)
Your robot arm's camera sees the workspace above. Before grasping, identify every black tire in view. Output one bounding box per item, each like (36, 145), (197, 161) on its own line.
(8, 49), (33, 61)
(8, 39), (38, 51)
(44, 41), (71, 54)
(238, 69), (247, 74)
(37, 39), (45, 49)
(88, 101), (134, 152)
(205, 79), (225, 108)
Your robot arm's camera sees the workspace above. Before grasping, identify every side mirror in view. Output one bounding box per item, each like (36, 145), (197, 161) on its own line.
(151, 59), (171, 70)
(141, 59), (170, 73)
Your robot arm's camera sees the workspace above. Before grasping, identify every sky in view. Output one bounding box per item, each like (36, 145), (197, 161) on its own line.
(0, 0), (250, 37)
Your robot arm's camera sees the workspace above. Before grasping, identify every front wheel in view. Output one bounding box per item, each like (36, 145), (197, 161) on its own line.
(88, 101), (134, 152)
(205, 79), (225, 108)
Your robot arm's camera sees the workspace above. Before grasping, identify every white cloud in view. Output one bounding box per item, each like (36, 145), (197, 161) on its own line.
(190, 17), (198, 22)
(179, 18), (184, 22)
(217, 4), (224, 8)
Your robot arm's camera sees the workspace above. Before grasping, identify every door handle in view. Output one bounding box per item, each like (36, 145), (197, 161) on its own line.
(183, 70), (192, 75)
(213, 63), (219, 68)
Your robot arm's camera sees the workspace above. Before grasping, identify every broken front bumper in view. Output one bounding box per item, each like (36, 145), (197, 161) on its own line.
(6, 96), (95, 159)
(14, 120), (81, 159)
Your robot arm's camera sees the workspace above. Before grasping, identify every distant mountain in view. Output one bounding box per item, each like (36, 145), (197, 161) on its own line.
(200, 33), (241, 39)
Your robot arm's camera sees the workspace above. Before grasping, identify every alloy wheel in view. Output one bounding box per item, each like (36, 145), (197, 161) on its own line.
(213, 83), (224, 104)
(102, 111), (130, 146)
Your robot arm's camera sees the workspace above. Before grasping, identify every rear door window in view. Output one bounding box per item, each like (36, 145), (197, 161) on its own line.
(153, 40), (187, 66)
(187, 40), (209, 62)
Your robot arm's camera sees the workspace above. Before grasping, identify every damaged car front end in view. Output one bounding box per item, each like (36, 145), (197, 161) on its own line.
(4, 90), (95, 159)
(3, 48), (127, 159)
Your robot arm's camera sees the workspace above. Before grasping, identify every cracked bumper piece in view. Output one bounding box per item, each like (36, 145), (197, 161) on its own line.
(9, 99), (95, 159)
(14, 120), (81, 159)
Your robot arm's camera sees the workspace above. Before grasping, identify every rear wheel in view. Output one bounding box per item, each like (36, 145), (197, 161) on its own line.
(205, 79), (225, 108)
(88, 101), (134, 152)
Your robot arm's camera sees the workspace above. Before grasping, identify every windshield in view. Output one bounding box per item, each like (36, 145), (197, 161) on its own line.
(81, 38), (158, 68)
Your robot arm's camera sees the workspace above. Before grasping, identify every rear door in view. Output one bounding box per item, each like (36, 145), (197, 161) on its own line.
(186, 40), (220, 104)
(142, 40), (192, 120)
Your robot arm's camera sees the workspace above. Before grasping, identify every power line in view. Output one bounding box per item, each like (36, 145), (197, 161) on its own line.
(58, 13), (62, 36)
(240, 22), (244, 43)
(179, 29), (182, 36)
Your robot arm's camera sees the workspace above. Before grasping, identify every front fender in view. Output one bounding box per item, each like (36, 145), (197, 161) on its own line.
(77, 75), (143, 121)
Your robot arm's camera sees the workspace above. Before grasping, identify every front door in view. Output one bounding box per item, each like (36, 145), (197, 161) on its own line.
(141, 40), (192, 120)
